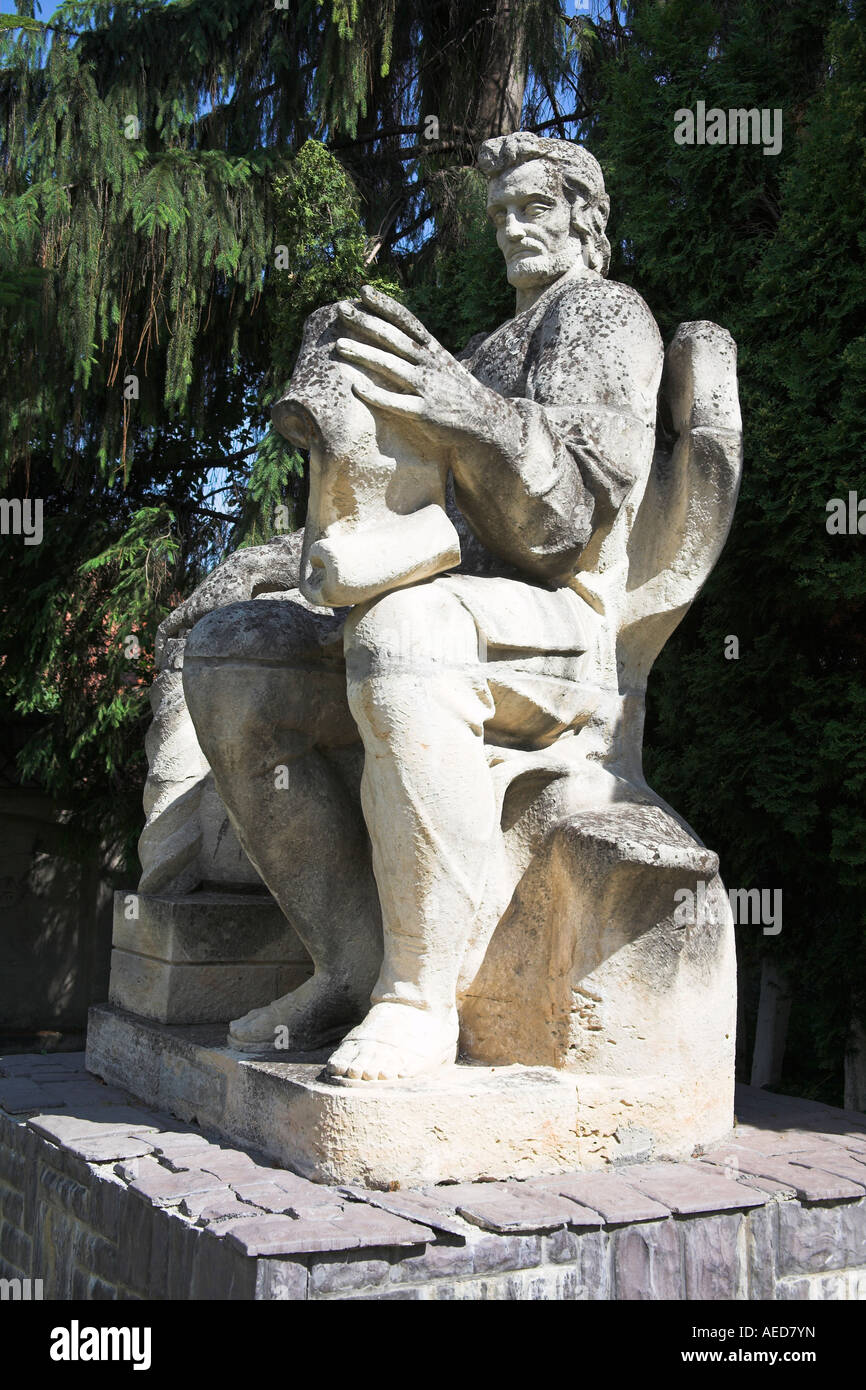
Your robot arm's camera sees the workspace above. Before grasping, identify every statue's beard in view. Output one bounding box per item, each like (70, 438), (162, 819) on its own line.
(506, 244), (583, 289)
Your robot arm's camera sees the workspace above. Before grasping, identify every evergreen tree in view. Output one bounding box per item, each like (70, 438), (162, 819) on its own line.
(0, 0), (574, 861)
(590, 0), (866, 1102)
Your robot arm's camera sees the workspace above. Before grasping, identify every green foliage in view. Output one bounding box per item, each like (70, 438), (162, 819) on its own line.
(406, 169), (513, 354)
(0, 0), (571, 870)
(594, 0), (842, 333)
(0, 497), (179, 864)
(267, 140), (402, 379)
(591, 0), (866, 1101)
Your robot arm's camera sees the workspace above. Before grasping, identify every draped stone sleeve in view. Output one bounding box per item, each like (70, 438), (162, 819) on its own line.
(452, 277), (665, 585)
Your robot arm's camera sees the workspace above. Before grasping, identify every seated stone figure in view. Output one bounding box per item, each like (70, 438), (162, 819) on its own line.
(155, 134), (742, 1150)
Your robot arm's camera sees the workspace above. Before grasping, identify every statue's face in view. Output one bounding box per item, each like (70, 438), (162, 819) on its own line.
(486, 159), (583, 291)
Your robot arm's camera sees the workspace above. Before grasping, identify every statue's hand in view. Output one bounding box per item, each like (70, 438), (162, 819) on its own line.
(334, 286), (519, 454)
(155, 532), (304, 664)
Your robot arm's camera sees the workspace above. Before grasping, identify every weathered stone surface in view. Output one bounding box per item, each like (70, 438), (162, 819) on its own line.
(839, 1198), (866, 1266)
(745, 1201), (778, 1301)
(121, 1156), (226, 1208)
(225, 1206), (432, 1257)
(468, 1233), (543, 1277)
(726, 1170), (799, 1199)
(180, 1190), (256, 1225)
(529, 1171), (668, 1225)
(27, 1107), (162, 1144)
(575, 1230), (612, 1299)
(40, 1079), (133, 1108)
(107, 886), (315, 1027)
(310, 1252), (394, 1296)
(87, 1006), (607, 1184)
(543, 1226), (586, 1265)
(0, 1052), (87, 1078)
(455, 1188), (579, 1234)
(38, 1165), (92, 1223)
(622, 1163), (767, 1214)
(701, 1146), (865, 1202)
(193, 1150), (264, 1182)
(613, 1220), (682, 1299)
(253, 1257), (309, 1301)
(0, 1079), (67, 1113)
(109, 947), (310, 1028)
(150, 1139), (216, 1173)
(231, 1179), (344, 1219)
(242, 1173), (343, 1209)
(64, 1134), (156, 1164)
(386, 1239), (476, 1287)
(338, 1186), (470, 1238)
(776, 1201), (845, 1276)
(787, 1147), (866, 1189)
(777, 1270), (866, 1300)
(682, 1212), (743, 1299)
(112, 890), (306, 965)
(774, 1196), (866, 1278)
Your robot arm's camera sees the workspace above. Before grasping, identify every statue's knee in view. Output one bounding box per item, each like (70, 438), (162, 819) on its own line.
(344, 583), (478, 741)
(345, 582), (470, 668)
(185, 601), (284, 665)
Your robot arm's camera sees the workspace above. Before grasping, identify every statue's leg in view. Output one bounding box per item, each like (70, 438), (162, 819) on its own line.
(327, 581), (505, 1080)
(183, 597), (383, 1050)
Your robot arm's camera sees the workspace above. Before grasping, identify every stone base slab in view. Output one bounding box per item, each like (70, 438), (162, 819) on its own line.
(86, 1004), (737, 1186)
(108, 892), (312, 1025)
(87, 1005), (606, 1186)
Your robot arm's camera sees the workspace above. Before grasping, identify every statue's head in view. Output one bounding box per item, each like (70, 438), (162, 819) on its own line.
(478, 134), (611, 291)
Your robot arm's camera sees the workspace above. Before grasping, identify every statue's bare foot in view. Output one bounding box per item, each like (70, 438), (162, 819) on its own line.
(326, 1001), (458, 1080)
(228, 974), (367, 1053)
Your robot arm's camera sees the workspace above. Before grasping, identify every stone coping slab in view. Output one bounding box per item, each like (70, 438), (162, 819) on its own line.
(3, 1052), (866, 1299)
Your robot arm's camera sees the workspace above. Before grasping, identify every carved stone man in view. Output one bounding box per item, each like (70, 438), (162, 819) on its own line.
(170, 134), (740, 1097)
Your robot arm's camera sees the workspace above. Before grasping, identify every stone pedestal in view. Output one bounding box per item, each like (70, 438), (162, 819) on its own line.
(86, 1004), (734, 1187)
(107, 891), (312, 1026)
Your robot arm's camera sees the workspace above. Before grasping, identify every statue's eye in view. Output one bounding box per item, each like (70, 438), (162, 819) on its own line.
(525, 201), (549, 217)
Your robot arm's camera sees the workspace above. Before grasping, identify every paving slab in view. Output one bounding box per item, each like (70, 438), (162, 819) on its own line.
(621, 1162), (768, 1214)
(224, 1206), (433, 1257)
(26, 1108), (164, 1144)
(527, 1171), (670, 1225)
(120, 1155), (226, 1208)
(338, 1187), (470, 1239)
(700, 1147), (865, 1202)
(0, 1079), (69, 1112)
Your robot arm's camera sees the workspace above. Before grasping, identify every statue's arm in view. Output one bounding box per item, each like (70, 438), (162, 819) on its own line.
(452, 287), (665, 584)
(330, 284), (663, 585)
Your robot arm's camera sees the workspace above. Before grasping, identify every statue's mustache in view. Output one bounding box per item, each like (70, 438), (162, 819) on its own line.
(506, 239), (546, 260)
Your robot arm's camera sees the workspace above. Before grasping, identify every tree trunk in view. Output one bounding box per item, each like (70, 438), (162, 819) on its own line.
(750, 959), (791, 1089)
(844, 1018), (866, 1113)
(473, 0), (527, 140)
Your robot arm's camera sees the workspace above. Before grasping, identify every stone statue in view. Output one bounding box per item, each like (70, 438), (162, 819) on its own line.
(148, 134), (742, 1154)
